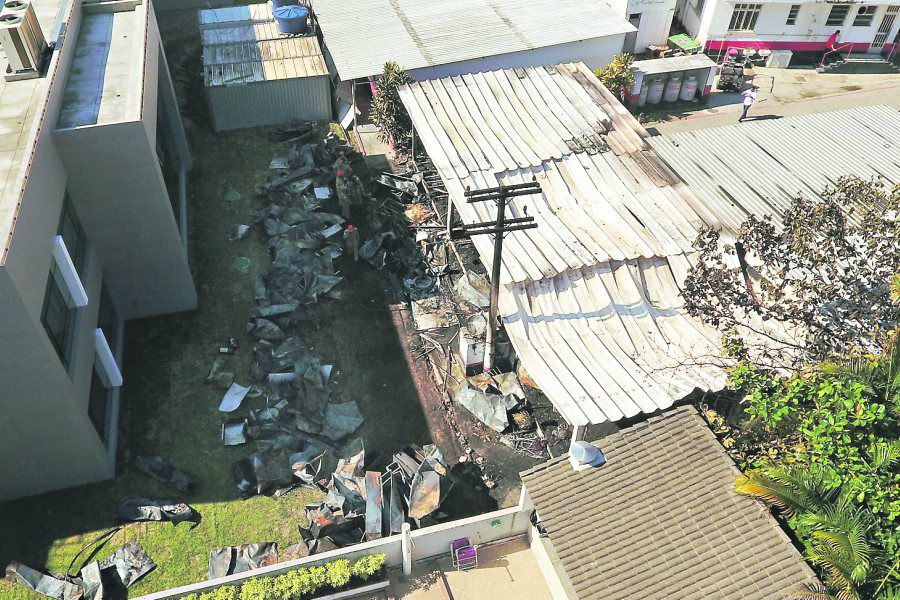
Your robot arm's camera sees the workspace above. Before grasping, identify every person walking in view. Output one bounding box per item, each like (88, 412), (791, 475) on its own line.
(343, 224), (360, 262)
(739, 85), (758, 121)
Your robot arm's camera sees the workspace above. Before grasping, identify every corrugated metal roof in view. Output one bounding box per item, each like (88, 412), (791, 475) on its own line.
(521, 406), (819, 600)
(648, 105), (900, 232)
(500, 257), (725, 425)
(400, 63), (721, 286)
(401, 63), (734, 425)
(313, 0), (635, 81)
(200, 3), (327, 86)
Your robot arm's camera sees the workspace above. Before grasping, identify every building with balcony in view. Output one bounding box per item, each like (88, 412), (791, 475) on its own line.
(0, 0), (194, 501)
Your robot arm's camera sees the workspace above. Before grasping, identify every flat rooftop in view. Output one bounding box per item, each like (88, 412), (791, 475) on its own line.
(57, 0), (147, 129)
(0, 0), (66, 263)
(200, 3), (327, 87)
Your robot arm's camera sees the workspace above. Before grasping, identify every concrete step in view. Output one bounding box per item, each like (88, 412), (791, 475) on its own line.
(820, 56), (900, 74)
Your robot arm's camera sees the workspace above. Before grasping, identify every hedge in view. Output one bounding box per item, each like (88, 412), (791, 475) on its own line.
(182, 553), (386, 600)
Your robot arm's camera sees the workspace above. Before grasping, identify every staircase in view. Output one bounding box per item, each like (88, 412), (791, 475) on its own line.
(818, 53), (900, 74)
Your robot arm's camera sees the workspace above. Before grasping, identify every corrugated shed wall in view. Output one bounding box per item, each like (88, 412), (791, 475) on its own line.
(206, 75), (332, 132)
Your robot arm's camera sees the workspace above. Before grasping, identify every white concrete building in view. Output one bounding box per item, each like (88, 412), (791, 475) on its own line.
(676, 0), (900, 58)
(0, 0), (195, 501)
(611, 0), (678, 52)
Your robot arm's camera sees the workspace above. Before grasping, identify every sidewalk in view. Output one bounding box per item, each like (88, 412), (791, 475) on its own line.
(648, 72), (900, 134)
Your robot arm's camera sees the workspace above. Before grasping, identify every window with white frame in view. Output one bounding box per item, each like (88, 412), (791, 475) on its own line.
(786, 4), (800, 25)
(852, 5), (877, 26)
(827, 4), (850, 25)
(729, 3), (762, 31)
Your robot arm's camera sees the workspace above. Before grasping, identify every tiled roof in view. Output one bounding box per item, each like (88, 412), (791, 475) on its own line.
(521, 406), (817, 599)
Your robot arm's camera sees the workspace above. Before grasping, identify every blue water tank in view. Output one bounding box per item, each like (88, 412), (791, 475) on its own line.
(274, 5), (309, 34)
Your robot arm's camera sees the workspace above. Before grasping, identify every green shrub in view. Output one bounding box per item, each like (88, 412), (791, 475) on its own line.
(351, 554), (386, 581)
(190, 586), (238, 600)
(238, 577), (277, 600)
(273, 567), (319, 597)
(324, 559), (352, 589)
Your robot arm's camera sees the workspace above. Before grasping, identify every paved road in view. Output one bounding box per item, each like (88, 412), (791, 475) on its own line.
(649, 80), (900, 135)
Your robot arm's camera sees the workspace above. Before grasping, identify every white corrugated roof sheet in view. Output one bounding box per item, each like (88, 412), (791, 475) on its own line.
(648, 105), (900, 232)
(313, 0), (635, 81)
(401, 63), (729, 425)
(200, 3), (328, 86)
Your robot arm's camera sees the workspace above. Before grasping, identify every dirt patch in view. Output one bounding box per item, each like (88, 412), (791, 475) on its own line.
(841, 84), (863, 92)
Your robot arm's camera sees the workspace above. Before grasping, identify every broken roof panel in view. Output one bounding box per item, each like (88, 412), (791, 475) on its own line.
(500, 257), (726, 426)
(648, 105), (900, 232)
(200, 3), (328, 86)
(521, 406), (818, 600)
(314, 0), (635, 81)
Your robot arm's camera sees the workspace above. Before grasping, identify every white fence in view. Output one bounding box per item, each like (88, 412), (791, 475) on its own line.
(134, 500), (531, 599)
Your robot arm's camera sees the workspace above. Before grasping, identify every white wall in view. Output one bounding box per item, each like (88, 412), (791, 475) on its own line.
(628, 0), (677, 51)
(684, 1), (900, 50)
(406, 34), (628, 81)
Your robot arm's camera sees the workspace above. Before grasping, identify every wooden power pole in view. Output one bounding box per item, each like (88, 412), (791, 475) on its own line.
(452, 181), (541, 373)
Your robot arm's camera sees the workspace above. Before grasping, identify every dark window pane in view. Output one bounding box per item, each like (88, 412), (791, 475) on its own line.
(58, 196), (86, 277)
(41, 264), (78, 367)
(89, 365), (110, 446)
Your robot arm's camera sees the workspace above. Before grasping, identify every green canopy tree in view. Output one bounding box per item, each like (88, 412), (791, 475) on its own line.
(370, 61), (413, 151)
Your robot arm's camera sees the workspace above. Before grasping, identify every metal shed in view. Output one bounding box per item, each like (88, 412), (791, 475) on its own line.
(200, 3), (332, 132)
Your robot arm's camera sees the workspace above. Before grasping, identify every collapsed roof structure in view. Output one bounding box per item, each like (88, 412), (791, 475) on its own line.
(399, 63), (732, 427)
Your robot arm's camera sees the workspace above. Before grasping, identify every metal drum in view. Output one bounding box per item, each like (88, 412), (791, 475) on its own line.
(679, 75), (698, 101)
(664, 73), (682, 102)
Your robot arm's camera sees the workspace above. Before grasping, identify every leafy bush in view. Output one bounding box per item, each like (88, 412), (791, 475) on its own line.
(183, 586), (239, 600)
(593, 53), (634, 100)
(371, 61), (413, 150)
(351, 553), (386, 581)
(239, 577), (278, 600)
(716, 338), (900, 599)
(186, 554), (387, 600)
(324, 559), (352, 589)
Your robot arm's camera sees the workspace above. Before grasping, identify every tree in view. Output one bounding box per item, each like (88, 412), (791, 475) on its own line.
(370, 61), (413, 151)
(594, 53), (635, 100)
(683, 177), (900, 371)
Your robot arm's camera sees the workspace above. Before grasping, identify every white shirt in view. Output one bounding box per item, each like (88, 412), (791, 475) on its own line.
(742, 90), (757, 106)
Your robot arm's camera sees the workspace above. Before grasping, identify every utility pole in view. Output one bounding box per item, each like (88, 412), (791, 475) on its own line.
(452, 181), (541, 373)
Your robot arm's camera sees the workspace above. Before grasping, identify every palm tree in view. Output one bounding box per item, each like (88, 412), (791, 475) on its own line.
(735, 466), (873, 600)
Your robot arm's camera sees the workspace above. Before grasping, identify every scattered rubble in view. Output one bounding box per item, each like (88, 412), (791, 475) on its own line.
(6, 542), (155, 600)
(115, 498), (200, 526)
(208, 543), (278, 579)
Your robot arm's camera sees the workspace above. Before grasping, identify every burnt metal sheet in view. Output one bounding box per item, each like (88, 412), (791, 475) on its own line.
(99, 542), (156, 589)
(4, 562), (84, 600)
(134, 456), (198, 493)
(115, 499), (199, 526)
(208, 543), (278, 580)
(364, 471), (383, 541)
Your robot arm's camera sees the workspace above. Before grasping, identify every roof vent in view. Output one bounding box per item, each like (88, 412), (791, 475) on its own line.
(0, 0), (46, 81)
(570, 441), (606, 470)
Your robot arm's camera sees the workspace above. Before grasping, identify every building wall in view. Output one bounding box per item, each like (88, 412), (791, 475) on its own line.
(404, 34), (628, 81)
(207, 75), (333, 132)
(680, 1), (900, 52)
(629, 0), (677, 51)
(0, 0), (194, 501)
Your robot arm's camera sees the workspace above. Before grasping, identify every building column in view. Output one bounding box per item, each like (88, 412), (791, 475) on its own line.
(401, 522), (413, 578)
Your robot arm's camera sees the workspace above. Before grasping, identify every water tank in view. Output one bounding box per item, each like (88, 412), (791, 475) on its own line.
(274, 4), (309, 34)
(679, 75), (698, 102)
(637, 80), (649, 107)
(663, 73), (682, 102)
(271, 0), (297, 9)
(646, 77), (664, 104)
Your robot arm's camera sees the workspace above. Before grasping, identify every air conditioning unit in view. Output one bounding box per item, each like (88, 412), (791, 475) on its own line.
(0, 0), (46, 81)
